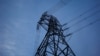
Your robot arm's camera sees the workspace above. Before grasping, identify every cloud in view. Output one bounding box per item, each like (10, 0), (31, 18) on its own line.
(0, 41), (16, 56)
(0, 40), (27, 56)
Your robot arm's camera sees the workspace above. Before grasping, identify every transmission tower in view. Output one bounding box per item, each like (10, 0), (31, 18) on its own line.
(35, 12), (76, 56)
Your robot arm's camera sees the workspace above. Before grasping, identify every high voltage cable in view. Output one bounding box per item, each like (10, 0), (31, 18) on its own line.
(63, 4), (100, 41)
(69, 9), (100, 27)
(68, 4), (100, 23)
(64, 9), (100, 42)
(47, 0), (71, 14)
(66, 18), (100, 37)
(63, 4), (100, 26)
(73, 18), (100, 33)
(63, 9), (100, 32)
(65, 18), (100, 42)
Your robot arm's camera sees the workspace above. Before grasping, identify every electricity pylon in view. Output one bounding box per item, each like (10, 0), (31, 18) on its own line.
(35, 12), (76, 56)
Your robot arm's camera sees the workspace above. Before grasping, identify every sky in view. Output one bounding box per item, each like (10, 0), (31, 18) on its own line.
(0, 0), (100, 56)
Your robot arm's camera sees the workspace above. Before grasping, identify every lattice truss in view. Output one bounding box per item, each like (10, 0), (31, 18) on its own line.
(35, 12), (76, 56)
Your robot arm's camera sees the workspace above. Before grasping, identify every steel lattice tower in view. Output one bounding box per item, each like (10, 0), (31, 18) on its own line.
(35, 12), (76, 56)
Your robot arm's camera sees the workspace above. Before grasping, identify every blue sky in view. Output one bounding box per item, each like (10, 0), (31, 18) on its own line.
(0, 0), (100, 56)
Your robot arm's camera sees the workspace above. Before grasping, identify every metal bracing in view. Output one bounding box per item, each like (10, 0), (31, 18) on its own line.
(35, 12), (76, 56)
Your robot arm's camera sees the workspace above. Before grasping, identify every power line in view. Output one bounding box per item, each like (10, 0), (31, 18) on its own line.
(63, 4), (100, 26)
(73, 18), (100, 34)
(69, 9), (100, 27)
(47, 0), (71, 14)
(63, 4), (100, 41)
(64, 18), (100, 41)
(63, 9), (100, 32)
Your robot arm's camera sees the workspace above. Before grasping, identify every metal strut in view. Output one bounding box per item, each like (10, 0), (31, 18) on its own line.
(35, 12), (76, 56)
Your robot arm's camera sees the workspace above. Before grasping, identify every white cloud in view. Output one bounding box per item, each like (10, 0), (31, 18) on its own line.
(0, 41), (16, 56)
